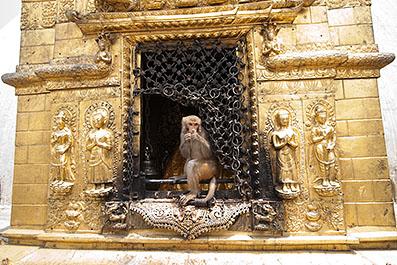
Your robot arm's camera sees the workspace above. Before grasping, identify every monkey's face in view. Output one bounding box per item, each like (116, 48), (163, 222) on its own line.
(186, 119), (200, 134)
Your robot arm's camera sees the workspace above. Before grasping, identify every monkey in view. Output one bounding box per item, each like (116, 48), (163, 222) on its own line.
(177, 115), (219, 206)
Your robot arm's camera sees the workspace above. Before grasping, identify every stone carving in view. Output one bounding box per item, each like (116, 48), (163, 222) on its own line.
(42, 1), (57, 28)
(306, 100), (341, 197)
(104, 201), (129, 231)
(83, 197), (104, 230)
(50, 107), (77, 195)
(252, 200), (277, 231)
(262, 22), (283, 58)
(64, 202), (86, 232)
(318, 198), (344, 231)
(305, 203), (322, 232)
(130, 199), (250, 239)
(20, 1), (62, 30)
(85, 102), (115, 197)
(283, 190), (308, 232)
(177, 115), (219, 206)
(270, 108), (301, 199)
(95, 32), (116, 65)
(57, 0), (76, 23)
(325, 0), (371, 9)
(47, 197), (68, 230)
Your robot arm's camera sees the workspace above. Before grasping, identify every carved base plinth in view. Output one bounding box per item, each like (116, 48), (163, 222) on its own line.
(64, 221), (81, 232)
(275, 185), (301, 200)
(50, 181), (74, 195)
(84, 187), (113, 198)
(130, 199), (250, 240)
(314, 182), (341, 197)
(305, 222), (322, 232)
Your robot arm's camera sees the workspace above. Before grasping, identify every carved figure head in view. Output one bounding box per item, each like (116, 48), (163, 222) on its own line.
(275, 109), (290, 128)
(182, 115), (202, 134)
(55, 111), (66, 129)
(314, 105), (327, 125)
(92, 108), (109, 129)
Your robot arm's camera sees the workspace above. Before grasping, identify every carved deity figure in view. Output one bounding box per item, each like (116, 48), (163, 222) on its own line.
(177, 115), (219, 206)
(311, 105), (339, 188)
(95, 33), (112, 64)
(271, 109), (300, 197)
(86, 108), (114, 192)
(263, 22), (282, 57)
(51, 111), (75, 184)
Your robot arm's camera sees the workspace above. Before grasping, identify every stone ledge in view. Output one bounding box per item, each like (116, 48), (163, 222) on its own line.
(2, 228), (396, 251)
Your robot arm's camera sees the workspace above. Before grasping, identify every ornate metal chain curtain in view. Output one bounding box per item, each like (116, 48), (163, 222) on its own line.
(136, 40), (253, 199)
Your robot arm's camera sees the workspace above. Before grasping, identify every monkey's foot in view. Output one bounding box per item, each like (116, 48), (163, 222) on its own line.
(178, 193), (198, 206)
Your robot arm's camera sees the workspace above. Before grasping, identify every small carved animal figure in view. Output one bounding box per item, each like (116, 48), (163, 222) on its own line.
(178, 115), (218, 206)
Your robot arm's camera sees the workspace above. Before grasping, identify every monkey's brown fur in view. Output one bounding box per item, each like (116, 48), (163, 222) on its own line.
(178, 115), (218, 206)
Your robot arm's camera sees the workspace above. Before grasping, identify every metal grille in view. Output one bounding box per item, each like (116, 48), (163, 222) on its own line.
(129, 39), (253, 199)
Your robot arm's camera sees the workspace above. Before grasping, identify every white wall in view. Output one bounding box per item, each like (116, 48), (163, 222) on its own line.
(0, 1), (20, 207)
(372, 0), (397, 201)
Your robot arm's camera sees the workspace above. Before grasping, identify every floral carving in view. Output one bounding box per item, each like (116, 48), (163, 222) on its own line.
(130, 199), (250, 239)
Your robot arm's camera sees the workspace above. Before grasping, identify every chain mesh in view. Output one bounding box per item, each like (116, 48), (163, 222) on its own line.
(137, 40), (253, 199)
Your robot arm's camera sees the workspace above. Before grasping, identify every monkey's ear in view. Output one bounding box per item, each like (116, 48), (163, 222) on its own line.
(181, 117), (188, 132)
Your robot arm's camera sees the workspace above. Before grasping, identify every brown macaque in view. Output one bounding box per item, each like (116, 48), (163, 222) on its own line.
(178, 115), (218, 206)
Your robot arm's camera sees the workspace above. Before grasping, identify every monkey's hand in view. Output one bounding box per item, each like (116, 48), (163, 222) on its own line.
(184, 133), (192, 141)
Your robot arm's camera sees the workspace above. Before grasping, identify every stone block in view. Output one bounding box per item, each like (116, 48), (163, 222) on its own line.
(328, 7), (355, 26)
(336, 120), (348, 136)
(277, 26), (297, 47)
(347, 119), (384, 136)
(343, 79), (378, 99)
(339, 158), (353, 180)
(14, 146), (28, 164)
(342, 180), (374, 202)
(11, 205), (47, 227)
(296, 23), (330, 44)
(16, 131), (45, 146)
(372, 180), (393, 202)
(338, 135), (387, 158)
(344, 203), (358, 227)
(13, 164), (49, 184)
(335, 80), (344, 100)
(54, 38), (97, 58)
(21, 29), (55, 47)
(310, 6), (327, 23)
(335, 98), (381, 120)
(337, 25), (374, 46)
(28, 145), (50, 164)
(353, 6), (372, 24)
(12, 184), (48, 204)
(20, 45), (54, 65)
(328, 6), (372, 26)
(294, 7), (311, 24)
(55, 22), (83, 40)
(18, 95), (46, 113)
(16, 113), (30, 131)
(356, 203), (396, 226)
(28, 111), (51, 131)
(352, 157), (389, 180)
(329, 26), (340, 45)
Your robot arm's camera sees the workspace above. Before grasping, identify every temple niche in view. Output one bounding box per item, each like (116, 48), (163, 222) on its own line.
(1, 0), (397, 250)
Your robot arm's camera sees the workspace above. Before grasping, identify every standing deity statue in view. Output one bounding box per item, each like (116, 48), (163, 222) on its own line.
(271, 109), (300, 198)
(86, 108), (114, 194)
(311, 105), (340, 190)
(51, 111), (75, 184)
